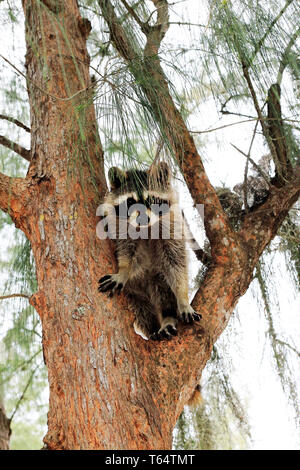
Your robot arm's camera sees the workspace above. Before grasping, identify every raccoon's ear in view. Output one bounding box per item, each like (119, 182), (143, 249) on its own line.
(108, 167), (126, 189)
(149, 162), (171, 186)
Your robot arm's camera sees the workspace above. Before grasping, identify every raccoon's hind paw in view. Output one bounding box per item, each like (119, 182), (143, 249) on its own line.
(150, 318), (178, 341)
(98, 274), (124, 296)
(178, 302), (202, 324)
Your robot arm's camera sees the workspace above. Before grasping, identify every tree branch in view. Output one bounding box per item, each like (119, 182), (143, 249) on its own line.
(0, 294), (31, 301)
(267, 83), (292, 182)
(241, 64), (278, 167)
(241, 164), (300, 259)
(144, 0), (170, 57)
(230, 143), (271, 187)
(0, 135), (31, 162)
(98, 0), (235, 262)
(120, 0), (145, 29)
(0, 114), (30, 133)
(98, 0), (137, 61)
(0, 171), (28, 221)
(242, 119), (260, 212)
(9, 362), (41, 422)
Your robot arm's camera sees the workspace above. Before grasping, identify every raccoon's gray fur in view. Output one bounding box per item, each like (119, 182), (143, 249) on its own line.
(98, 162), (201, 340)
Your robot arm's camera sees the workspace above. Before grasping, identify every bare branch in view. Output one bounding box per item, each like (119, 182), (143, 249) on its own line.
(9, 362), (41, 422)
(97, 1), (137, 61)
(242, 119), (260, 212)
(190, 117), (300, 135)
(0, 135), (31, 162)
(241, 64), (278, 165)
(230, 144), (271, 187)
(0, 294), (31, 301)
(0, 114), (30, 133)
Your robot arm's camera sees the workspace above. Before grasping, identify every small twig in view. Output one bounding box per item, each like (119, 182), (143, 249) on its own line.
(0, 294), (31, 301)
(243, 114), (263, 212)
(276, 339), (300, 359)
(9, 362), (41, 422)
(242, 63), (278, 165)
(230, 143), (271, 187)
(0, 350), (43, 388)
(189, 117), (300, 136)
(190, 118), (259, 134)
(0, 54), (94, 103)
(20, 326), (42, 339)
(167, 21), (209, 28)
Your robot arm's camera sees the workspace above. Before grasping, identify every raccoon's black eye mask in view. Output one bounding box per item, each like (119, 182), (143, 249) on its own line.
(145, 197), (170, 215)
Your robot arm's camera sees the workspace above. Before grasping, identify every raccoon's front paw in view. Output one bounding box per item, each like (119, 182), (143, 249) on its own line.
(150, 318), (178, 341)
(98, 274), (125, 296)
(178, 302), (202, 324)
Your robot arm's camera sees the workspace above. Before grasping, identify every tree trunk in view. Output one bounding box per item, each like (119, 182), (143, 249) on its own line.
(0, 401), (11, 450)
(0, 0), (298, 450)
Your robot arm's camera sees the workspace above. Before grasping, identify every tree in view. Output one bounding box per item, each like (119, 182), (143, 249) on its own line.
(0, 0), (299, 449)
(0, 399), (11, 450)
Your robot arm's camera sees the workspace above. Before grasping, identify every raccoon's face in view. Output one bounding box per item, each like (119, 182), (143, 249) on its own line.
(107, 163), (174, 227)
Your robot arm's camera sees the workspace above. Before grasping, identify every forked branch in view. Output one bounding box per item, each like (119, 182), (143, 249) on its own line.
(144, 0), (170, 57)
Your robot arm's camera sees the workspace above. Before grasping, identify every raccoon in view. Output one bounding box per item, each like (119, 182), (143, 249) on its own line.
(98, 162), (201, 340)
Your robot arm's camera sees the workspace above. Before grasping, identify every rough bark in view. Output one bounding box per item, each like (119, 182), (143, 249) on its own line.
(0, 0), (298, 450)
(0, 401), (11, 450)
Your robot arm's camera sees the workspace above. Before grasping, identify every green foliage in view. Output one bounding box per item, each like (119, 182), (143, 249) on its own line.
(174, 347), (250, 450)
(0, 230), (48, 449)
(279, 211), (300, 286)
(255, 260), (300, 425)
(0, 3), (46, 442)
